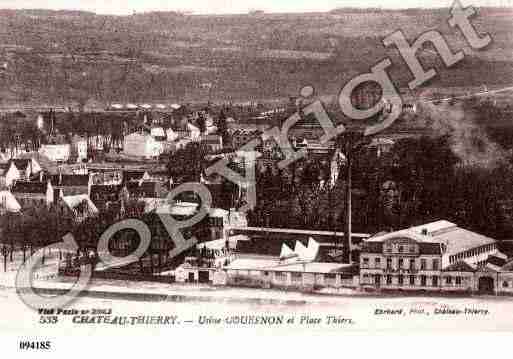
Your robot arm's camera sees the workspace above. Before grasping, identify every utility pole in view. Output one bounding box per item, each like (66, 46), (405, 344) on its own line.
(339, 131), (366, 264)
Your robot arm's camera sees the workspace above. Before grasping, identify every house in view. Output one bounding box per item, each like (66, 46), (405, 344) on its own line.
(201, 134), (223, 152)
(230, 129), (263, 150)
(166, 128), (179, 142)
(122, 170), (151, 184)
(89, 184), (122, 210)
(187, 123), (201, 140)
(368, 137), (395, 158)
(15, 152), (56, 175)
(0, 190), (21, 213)
(39, 143), (71, 163)
(71, 135), (88, 162)
(1, 158), (42, 186)
(124, 180), (166, 201)
(0, 162), (11, 188)
(50, 173), (92, 198)
(123, 132), (165, 159)
(150, 127), (166, 140)
(60, 194), (99, 223)
(11, 180), (54, 209)
(207, 208), (248, 241)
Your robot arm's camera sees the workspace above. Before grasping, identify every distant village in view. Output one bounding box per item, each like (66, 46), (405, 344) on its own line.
(1, 97), (513, 297)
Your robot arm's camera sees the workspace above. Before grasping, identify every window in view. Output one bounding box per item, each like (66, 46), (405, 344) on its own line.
(362, 257), (369, 266)
(409, 246), (415, 253)
(325, 273), (337, 285)
(398, 245), (404, 253)
(398, 275), (404, 285)
(291, 273), (302, 283)
(432, 259), (439, 271)
(375, 257), (381, 268)
(398, 258), (404, 268)
(410, 259), (416, 270)
(386, 275), (392, 285)
(455, 277), (462, 285)
(386, 258), (392, 269)
(421, 259), (427, 270)
(421, 275), (427, 286)
(446, 276), (452, 285)
(432, 276), (439, 287)
(409, 275), (415, 285)
(275, 272), (286, 282)
(503, 281), (509, 288)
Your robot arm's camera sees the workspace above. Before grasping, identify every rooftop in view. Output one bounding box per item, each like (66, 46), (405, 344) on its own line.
(363, 221), (496, 257)
(225, 257), (355, 274)
(11, 181), (47, 194)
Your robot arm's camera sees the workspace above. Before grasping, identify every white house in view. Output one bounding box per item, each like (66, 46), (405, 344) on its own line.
(61, 194), (99, 222)
(39, 143), (71, 163)
(71, 135), (88, 162)
(1, 158), (42, 187)
(0, 190), (21, 213)
(188, 123), (201, 141)
(123, 132), (165, 159)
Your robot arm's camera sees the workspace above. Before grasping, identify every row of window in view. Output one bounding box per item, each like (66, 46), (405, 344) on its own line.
(362, 274), (464, 287)
(384, 244), (416, 254)
(362, 257), (439, 270)
(234, 270), (340, 285)
(449, 243), (496, 264)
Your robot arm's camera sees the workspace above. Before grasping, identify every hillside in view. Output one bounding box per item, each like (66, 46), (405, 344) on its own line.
(0, 7), (511, 106)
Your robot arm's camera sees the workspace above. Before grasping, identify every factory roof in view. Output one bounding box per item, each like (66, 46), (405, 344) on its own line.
(362, 220), (496, 257)
(225, 257), (356, 274)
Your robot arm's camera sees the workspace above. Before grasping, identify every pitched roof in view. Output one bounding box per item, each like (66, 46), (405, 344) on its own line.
(361, 241), (383, 253)
(8, 159), (30, 171)
(122, 170), (148, 183)
(59, 187), (89, 196)
(225, 257), (356, 274)
(125, 181), (164, 198)
(11, 181), (47, 194)
(443, 261), (476, 272)
(90, 184), (122, 204)
(61, 194), (98, 214)
(487, 255), (507, 268)
(500, 258), (513, 271)
(419, 242), (443, 255)
(16, 152), (56, 172)
(0, 162), (11, 175)
(51, 174), (89, 187)
(0, 190), (21, 212)
(364, 221), (495, 257)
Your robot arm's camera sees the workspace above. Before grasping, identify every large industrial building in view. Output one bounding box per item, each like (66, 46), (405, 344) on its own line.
(359, 220), (509, 294)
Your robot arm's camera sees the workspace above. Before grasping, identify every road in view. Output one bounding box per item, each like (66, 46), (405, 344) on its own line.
(2, 278), (513, 333)
(2, 251), (513, 333)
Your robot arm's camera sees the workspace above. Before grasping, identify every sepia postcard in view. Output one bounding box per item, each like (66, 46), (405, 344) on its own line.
(0, 0), (512, 355)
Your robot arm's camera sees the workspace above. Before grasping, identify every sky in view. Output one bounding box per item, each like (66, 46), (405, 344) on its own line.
(0, 0), (511, 15)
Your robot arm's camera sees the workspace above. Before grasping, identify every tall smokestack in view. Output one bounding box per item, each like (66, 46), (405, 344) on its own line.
(344, 141), (352, 264)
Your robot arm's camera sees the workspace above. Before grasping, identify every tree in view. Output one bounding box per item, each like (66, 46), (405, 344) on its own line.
(167, 142), (209, 182)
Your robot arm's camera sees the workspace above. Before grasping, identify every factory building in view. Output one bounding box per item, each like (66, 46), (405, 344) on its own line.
(359, 220), (507, 293)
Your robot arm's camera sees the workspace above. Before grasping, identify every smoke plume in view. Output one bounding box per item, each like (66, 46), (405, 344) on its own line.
(413, 99), (506, 169)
